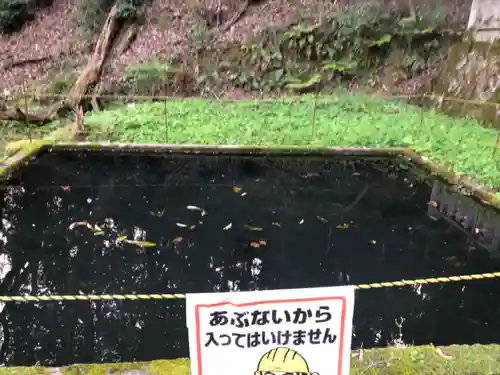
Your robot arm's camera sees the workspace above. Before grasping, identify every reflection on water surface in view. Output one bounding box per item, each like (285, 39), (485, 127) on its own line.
(1, 150), (500, 366)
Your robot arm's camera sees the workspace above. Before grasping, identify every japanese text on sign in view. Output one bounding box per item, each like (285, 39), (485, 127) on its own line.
(186, 286), (355, 375)
(204, 306), (336, 349)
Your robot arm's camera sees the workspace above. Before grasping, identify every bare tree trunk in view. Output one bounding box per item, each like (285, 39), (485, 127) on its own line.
(0, 3), (124, 125)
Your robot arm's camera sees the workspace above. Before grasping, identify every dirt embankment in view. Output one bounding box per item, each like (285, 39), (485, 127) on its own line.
(0, 0), (472, 96)
(0, 0), (306, 95)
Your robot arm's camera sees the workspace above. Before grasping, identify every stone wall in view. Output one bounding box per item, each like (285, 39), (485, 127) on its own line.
(434, 41), (500, 125)
(467, 0), (500, 41)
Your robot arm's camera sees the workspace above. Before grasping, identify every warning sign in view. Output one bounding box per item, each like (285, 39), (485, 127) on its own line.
(186, 286), (355, 375)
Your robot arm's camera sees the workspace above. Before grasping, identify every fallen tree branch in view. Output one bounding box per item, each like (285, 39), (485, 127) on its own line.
(1, 2), (125, 125)
(0, 107), (58, 124)
(2, 56), (54, 71)
(218, 0), (249, 33)
(204, 0), (250, 46)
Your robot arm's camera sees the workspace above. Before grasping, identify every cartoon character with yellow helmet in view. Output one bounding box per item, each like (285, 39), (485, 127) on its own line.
(254, 347), (319, 375)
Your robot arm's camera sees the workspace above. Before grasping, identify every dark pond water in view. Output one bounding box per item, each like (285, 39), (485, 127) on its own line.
(1, 149), (500, 366)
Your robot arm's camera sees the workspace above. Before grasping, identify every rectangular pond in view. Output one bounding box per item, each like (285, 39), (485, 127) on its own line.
(1, 146), (500, 366)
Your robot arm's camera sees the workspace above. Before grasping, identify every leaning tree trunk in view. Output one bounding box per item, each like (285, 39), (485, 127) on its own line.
(66, 3), (122, 108)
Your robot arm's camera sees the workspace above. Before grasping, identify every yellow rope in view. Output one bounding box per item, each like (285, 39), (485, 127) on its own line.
(1, 271), (499, 303)
(355, 271), (500, 289)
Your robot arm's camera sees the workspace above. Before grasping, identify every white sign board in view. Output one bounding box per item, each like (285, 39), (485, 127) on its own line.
(186, 286), (355, 375)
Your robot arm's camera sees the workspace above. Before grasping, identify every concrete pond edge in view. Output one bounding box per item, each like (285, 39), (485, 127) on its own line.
(1, 344), (499, 374)
(2, 142), (499, 208)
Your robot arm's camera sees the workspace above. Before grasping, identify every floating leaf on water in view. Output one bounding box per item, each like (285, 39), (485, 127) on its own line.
(245, 225), (263, 231)
(126, 240), (156, 247)
(241, 192), (248, 197)
(173, 237), (184, 244)
(250, 239), (268, 248)
(190, 225), (196, 230)
(94, 224), (103, 231)
(176, 223), (188, 228)
(187, 205), (207, 216)
(150, 209), (165, 217)
(299, 219), (304, 225)
(317, 216), (328, 223)
(336, 223), (350, 229)
(94, 231), (105, 236)
(61, 186), (71, 191)
(272, 222), (281, 227)
(223, 223), (233, 231)
(69, 221), (93, 230)
(233, 186), (242, 193)
(116, 235), (127, 242)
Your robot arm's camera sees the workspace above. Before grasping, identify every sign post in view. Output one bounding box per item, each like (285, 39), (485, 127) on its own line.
(186, 286), (355, 375)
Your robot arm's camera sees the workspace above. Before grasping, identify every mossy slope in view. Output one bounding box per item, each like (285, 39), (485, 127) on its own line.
(1, 345), (499, 375)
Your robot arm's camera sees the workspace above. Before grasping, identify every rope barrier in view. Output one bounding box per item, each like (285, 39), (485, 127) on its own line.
(1, 271), (499, 303)
(355, 271), (500, 289)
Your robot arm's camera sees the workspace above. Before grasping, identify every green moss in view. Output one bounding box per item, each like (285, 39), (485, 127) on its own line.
(149, 358), (190, 375)
(0, 345), (499, 375)
(0, 121), (57, 160)
(350, 344), (500, 374)
(0, 366), (48, 375)
(0, 139), (53, 179)
(61, 361), (149, 375)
